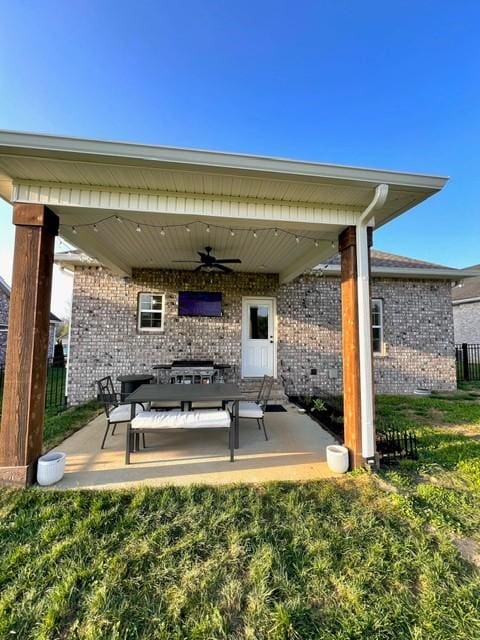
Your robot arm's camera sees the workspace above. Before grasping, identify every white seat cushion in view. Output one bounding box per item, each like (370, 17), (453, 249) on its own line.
(131, 409), (231, 430)
(228, 401), (264, 419)
(108, 403), (142, 423)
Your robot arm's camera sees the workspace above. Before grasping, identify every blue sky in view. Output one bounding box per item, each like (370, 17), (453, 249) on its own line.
(0, 0), (478, 313)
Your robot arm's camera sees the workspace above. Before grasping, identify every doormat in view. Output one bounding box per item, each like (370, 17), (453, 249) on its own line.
(265, 405), (287, 412)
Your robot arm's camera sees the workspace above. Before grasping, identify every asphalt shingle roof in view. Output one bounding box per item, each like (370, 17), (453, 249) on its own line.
(452, 265), (480, 301)
(326, 249), (451, 270)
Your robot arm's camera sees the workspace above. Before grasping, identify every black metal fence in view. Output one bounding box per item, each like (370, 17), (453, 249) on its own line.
(455, 343), (480, 381)
(0, 357), (67, 414)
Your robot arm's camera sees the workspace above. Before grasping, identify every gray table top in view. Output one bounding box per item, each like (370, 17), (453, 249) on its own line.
(126, 382), (244, 403)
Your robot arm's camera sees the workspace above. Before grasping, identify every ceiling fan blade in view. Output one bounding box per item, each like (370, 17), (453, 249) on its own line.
(214, 258), (242, 264)
(172, 260), (201, 263)
(214, 263), (233, 273)
(193, 265), (204, 272)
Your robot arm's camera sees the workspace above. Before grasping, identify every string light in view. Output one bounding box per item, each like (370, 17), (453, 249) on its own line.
(61, 216), (339, 247)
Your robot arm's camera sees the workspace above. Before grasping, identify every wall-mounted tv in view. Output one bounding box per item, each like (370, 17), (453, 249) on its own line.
(178, 291), (222, 317)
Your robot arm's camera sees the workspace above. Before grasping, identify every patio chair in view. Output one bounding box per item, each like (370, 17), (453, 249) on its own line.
(96, 376), (145, 449)
(230, 375), (274, 441)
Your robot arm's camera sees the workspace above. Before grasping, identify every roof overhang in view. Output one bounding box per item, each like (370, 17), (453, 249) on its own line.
(315, 265), (480, 281)
(0, 130), (449, 282)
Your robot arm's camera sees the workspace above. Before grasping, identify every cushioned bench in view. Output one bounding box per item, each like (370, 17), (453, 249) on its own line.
(126, 409), (234, 464)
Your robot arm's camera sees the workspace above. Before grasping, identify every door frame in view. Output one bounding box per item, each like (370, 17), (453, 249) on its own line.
(241, 296), (277, 379)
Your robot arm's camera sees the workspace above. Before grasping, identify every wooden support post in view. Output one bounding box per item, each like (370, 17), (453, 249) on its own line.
(0, 204), (59, 487)
(339, 226), (373, 469)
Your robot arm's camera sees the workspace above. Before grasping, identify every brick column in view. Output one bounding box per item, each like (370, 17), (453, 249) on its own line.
(0, 204), (59, 486)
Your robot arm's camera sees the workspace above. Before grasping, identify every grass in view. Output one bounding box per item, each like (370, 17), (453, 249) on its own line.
(43, 401), (102, 451)
(376, 386), (480, 542)
(0, 389), (479, 637)
(1, 479), (480, 639)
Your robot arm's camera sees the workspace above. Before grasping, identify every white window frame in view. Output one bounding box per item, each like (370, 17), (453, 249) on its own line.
(137, 293), (165, 333)
(371, 298), (385, 355)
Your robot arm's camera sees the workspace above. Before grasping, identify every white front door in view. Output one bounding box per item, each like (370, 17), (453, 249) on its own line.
(242, 298), (276, 378)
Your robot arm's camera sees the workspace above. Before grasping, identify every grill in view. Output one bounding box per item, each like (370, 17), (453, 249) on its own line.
(170, 359), (216, 384)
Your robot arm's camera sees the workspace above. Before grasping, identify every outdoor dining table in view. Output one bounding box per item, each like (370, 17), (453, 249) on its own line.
(125, 383), (244, 448)
(117, 373), (154, 401)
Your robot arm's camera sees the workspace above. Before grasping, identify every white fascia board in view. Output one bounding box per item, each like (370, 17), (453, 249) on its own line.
(315, 264), (467, 281)
(0, 130), (449, 190)
(452, 297), (480, 306)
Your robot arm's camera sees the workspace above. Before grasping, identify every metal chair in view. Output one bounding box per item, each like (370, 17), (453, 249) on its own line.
(96, 376), (144, 449)
(232, 375), (274, 440)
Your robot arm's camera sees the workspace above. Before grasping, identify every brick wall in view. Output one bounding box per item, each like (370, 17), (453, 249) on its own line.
(453, 302), (480, 344)
(67, 267), (457, 404)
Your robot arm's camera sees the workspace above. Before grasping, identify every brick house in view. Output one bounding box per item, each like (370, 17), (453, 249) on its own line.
(55, 248), (463, 406)
(0, 274), (60, 366)
(452, 266), (480, 344)
(1, 131), (475, 481)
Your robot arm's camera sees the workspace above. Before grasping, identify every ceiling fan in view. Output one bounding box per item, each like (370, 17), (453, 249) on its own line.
(173, 246), (242, 273)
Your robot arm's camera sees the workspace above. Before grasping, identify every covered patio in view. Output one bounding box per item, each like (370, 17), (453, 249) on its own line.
(0, 131), (448, 486)
(49, 403), (336, 489)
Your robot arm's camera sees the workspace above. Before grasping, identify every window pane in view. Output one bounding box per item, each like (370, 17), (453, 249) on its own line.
(140, 312), (163, 329)
(151, 296), (163, 311)
(249, 305), (269, 339)
(140, 294), (152, 310)
(372, 327), (382, 354)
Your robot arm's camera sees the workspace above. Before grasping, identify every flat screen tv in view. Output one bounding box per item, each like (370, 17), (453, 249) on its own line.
(178, 291), (222, 317)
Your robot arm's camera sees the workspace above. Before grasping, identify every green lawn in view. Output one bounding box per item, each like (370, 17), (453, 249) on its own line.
(0, 391), (479, 639)
(43, 401), (102, 452)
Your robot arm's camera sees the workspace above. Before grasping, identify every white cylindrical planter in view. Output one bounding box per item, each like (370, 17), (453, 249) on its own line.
(326, 445), (349, 474)
(37, 452), (66, 486)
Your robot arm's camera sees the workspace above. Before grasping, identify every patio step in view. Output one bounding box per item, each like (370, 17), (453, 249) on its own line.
(238, 378), (288, 404)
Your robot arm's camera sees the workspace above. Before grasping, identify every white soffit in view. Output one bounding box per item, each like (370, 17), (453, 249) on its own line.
(0, 131), (449, 280)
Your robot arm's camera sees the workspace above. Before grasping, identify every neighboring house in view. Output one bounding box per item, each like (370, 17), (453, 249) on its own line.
(452, 266), (480, 344)
(56, 249), (463, 405)
(0, 275), (60, 366)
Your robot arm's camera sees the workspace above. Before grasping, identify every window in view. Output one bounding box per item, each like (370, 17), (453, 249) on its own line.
(371, 299), (384, 355)
(137, 293), (165, 332)
(249, 305), (269, 339)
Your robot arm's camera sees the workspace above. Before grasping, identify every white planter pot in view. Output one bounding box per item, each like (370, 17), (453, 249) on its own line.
(37, 452), (66, 486)
(326, 445), (349, 474)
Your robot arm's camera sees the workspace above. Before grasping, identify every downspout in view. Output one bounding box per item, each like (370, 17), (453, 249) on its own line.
(356, 184), (389, 460)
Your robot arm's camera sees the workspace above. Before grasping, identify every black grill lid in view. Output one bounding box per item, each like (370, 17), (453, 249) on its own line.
(171, 359), (214, 368)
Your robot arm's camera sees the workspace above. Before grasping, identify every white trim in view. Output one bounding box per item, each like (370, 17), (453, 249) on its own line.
(452, 297), (480, 305)
(316, 264), (469, 281)
(137, 292), (165, 333)
(371, 298), (385, 356)
(12, 183), (361, 227)
(0, 129), (449, 189)
(241, 296), (277, 379)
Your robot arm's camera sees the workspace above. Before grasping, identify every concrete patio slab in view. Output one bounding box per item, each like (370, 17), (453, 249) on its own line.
(49, 404), (337, 489)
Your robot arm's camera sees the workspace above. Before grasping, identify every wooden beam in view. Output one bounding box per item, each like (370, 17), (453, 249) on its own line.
(339, 226), (372, 468)
(0, 204), (58, 487)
